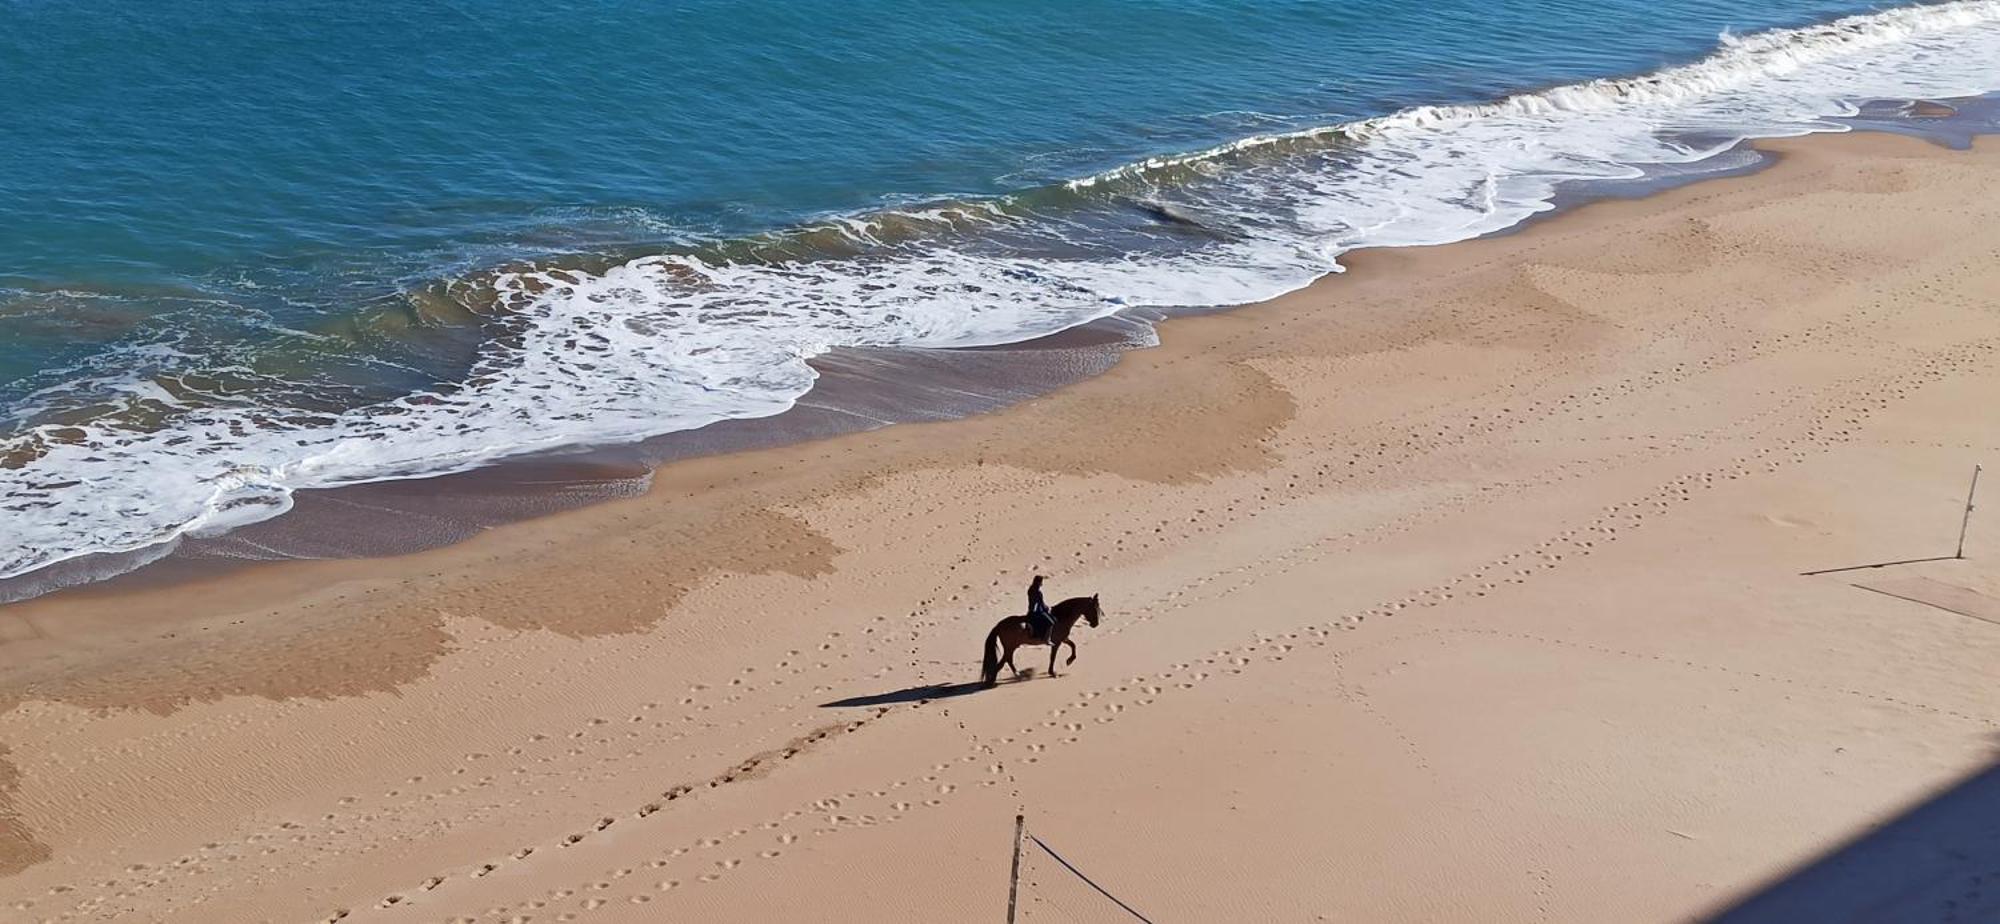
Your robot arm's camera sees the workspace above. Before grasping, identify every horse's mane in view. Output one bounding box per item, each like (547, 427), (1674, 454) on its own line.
(1051, 595), (1097, 617)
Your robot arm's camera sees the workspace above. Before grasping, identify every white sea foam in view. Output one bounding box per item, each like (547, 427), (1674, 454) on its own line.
(7, 0), (2000, 591)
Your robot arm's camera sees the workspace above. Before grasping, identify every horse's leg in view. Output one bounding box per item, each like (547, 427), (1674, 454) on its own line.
(1003, 639), (1021, 677)
(1064, 638), (1077, 666)
(1047, 635), (1061, 677)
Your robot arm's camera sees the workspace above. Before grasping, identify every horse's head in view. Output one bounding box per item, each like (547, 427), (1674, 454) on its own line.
(1086, 593), (1101, 628)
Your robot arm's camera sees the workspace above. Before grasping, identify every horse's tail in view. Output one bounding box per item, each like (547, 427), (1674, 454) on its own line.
(980, 622), (1004, 687)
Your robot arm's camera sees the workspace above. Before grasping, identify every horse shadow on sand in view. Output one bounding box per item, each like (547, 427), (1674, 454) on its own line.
(819, 673), (1034, 709)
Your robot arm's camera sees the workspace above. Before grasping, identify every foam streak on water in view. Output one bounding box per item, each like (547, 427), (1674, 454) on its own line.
(6, 1), (2000, 594)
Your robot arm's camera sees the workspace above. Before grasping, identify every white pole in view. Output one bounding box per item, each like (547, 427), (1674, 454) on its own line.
(1957, 464), (1982, 559)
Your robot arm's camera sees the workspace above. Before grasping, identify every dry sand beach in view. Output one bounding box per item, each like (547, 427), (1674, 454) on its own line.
(2, 131), (1998, 922)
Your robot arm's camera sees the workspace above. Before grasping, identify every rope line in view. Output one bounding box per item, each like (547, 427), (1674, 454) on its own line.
(1028, 832), (1158, 924)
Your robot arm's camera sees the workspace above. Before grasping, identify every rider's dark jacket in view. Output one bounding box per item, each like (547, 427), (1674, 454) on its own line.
(1027, 580), (1052, 634)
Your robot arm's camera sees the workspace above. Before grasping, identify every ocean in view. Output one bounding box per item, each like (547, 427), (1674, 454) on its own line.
(6, 0), (2000, 599)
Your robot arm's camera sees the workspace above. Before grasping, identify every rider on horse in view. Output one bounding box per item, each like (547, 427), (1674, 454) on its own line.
(1026, 574), (1054, 640)
(980, 581), (1101, 686)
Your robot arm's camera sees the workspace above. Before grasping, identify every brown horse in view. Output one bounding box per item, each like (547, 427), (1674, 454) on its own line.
(980, 594), (1101, 687)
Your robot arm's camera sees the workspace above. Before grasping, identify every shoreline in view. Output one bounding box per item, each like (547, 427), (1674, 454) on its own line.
(0, 133), (1804, 664)
(2, 130), (1997, 921)
(10, 53), (1996, 606)
(0, 105), (1946, 610)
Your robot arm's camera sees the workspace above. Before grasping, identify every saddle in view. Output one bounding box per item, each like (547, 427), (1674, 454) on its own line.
(1024, 612), (1054, 642)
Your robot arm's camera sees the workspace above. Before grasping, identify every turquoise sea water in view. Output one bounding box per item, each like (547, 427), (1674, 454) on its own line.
(6, 0), (2000, 594)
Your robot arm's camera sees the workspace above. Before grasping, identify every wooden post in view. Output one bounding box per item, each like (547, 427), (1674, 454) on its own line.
(1957, 464), (1982, 559)
(1006, 814), (1025, 924)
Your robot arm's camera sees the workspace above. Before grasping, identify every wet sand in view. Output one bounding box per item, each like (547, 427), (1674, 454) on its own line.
(1, 131), (1997, 922)
(0, 315), (1155, 605)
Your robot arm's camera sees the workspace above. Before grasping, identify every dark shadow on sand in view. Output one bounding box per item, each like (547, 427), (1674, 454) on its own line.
(1704, 756), (2000, 922)
(820, 675), (1031, 708)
